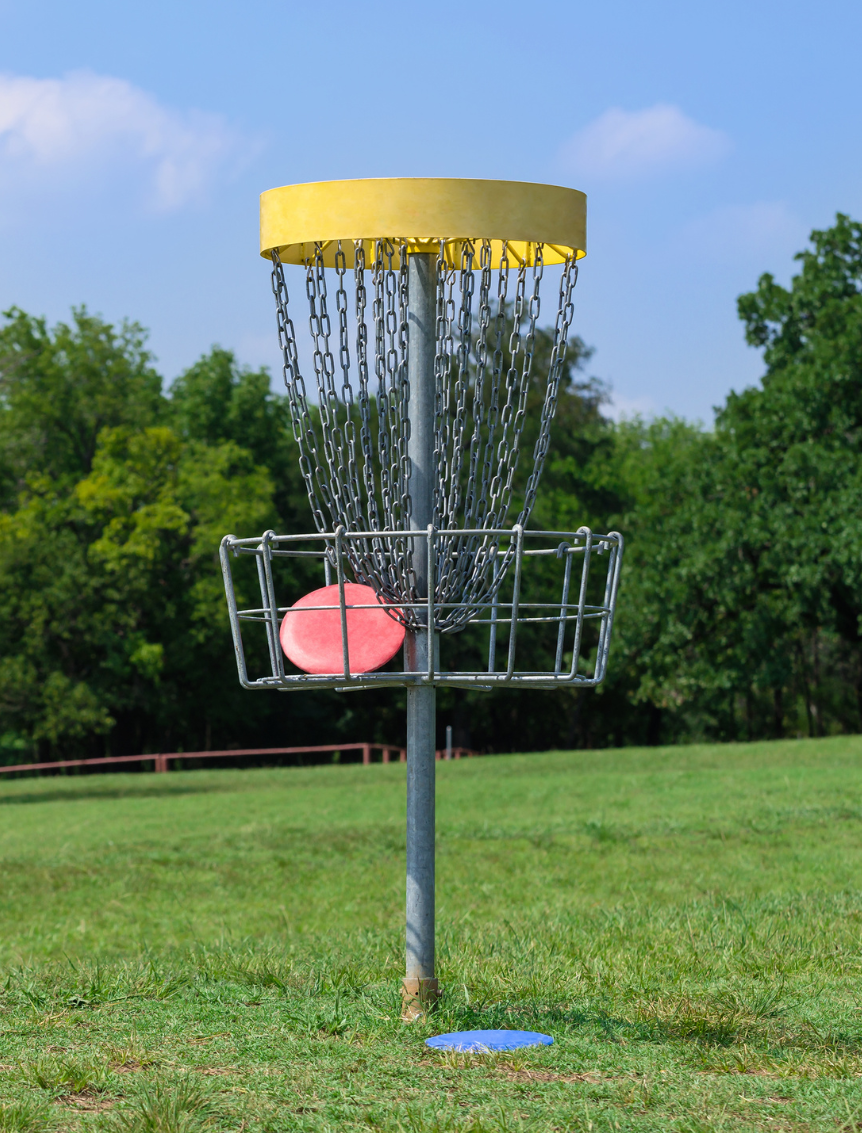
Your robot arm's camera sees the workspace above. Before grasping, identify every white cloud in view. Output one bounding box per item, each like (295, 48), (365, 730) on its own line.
(0, 70), (251, 210)
(604, 391), (657, 422)
(560, 104), (730, 179)
(677, 201), (807, 265)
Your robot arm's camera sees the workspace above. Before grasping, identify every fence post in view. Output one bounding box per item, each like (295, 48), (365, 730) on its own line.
(363, 744), (371, 765)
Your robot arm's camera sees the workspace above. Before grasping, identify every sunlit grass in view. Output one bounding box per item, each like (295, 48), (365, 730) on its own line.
(2, 737), (862, 1128)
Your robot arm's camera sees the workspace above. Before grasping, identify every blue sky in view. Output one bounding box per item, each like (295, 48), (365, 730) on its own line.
(1, 0), (860, 422)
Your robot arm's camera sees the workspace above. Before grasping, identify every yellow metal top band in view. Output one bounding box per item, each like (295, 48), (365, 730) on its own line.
(259, 178), (586, 268)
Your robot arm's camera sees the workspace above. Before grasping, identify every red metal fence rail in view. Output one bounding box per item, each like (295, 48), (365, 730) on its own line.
(0, 743), (479, 777)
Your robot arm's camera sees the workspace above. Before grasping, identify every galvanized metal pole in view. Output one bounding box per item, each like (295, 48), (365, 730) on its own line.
(402, 251), (439, 1019)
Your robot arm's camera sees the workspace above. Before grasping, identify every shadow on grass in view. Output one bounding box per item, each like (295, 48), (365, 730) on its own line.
(0, 781), (236, 807)
(437, 998), (813, 1050)
(438, 1001), (661, 1043)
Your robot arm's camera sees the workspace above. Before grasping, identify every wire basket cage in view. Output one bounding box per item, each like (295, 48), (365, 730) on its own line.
(220, 524), (623, 692)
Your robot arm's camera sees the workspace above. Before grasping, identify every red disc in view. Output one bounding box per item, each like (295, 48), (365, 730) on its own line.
(279, 582), (405, 675)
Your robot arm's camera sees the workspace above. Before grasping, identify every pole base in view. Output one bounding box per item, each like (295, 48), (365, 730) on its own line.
(401, 977), (440, 1020)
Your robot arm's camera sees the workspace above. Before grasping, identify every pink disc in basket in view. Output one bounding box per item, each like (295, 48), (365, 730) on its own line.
(279, 583), (405, 675)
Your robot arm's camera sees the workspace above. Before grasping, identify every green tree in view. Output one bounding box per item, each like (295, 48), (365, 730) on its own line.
(727, 213), (862, 732)
(168, 347), (313, 534)
(0, 307), (162, 507)
(603, 214), (862, 745)
(0, 319), (386, 762)
(0, 425), (277, 758)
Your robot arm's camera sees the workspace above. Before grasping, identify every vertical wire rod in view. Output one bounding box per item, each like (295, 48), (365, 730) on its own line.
(426, 525), (435, 680)
(261, 532), (286, 681)
(487, 556), (499, 673)
(257, 533), (282, 679)
(219, 539), (251, 686)
(569, 527), (592, 680)
(504, 525), (525, 680)
(554, 546), (574, 675)
(594, 536), (624, 681)
(335, 526), (350, 682)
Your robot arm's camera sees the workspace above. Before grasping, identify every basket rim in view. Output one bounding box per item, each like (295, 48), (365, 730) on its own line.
(259, 177), (587, 268)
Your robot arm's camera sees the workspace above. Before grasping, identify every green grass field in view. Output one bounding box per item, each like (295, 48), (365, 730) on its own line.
(2, 738), (862, 1131)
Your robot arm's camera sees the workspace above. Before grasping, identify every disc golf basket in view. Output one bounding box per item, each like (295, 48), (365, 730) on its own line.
(220, 178), (623, 1018)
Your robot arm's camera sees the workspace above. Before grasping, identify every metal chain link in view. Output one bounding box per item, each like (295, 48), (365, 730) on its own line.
(463, 239), (493, 524)
(270, 239), (579, 631)
(432, 241), (452, 531)
(437, 241), (481, 612)
(518, 254), (578, 524)
(270, 249), (328, 534)
(394, 243), (415, 601)
(496, 246), (544, 523)
(305, 244), (346, 526)
(334, 242), (364, 530)
(354, 241), (380, 532)
(444, 241), (474, 527)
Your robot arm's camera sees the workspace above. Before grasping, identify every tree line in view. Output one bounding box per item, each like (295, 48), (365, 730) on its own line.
(2, 214), (861, 762)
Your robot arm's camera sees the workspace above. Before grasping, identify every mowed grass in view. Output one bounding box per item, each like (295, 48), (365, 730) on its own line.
(2, 740), (862, 1130)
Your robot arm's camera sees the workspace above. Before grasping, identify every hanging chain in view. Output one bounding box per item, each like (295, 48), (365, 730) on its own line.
(334, 242), (364, 530)
(269, 239), (578, 631)
(306, 244), (346, 526)
(354, 241), (380, 531)
(432, 246), (453, 525)
(270, 248), (327, 533)
(463, 239), (493, 524)
(518, 254), (578, 523)
(396, 243), (411, 532)
(444, 241), (474, 528)
(498, 246), (543, 522)
(436, 242), (481, 613)
(432, 241), (453, 529)
(394, 243), (415, 600)
(373, 241), (394, 532)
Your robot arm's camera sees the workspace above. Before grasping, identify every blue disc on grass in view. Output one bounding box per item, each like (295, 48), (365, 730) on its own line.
(426, 1029), (553, 1052)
